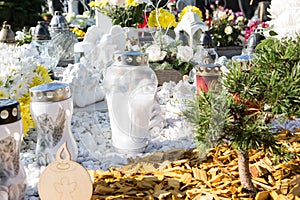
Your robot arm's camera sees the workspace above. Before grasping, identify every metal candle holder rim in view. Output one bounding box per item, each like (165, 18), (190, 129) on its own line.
(0, 21), (15, 43)
(49, 11), (69, 31)
(196, 63), (221, 76)
(113, 51), (149, 66)
(30, 82), (71, 102)
(0, 99), (21, 124)
(32, 21), (51, 41)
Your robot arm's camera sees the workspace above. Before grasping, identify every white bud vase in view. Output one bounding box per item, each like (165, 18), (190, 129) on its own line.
(30, 82), (78, 166)
(0, 99), (26, 200)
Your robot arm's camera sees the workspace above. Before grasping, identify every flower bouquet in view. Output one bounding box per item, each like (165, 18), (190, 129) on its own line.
(143, 6), (203, 76)
(0, 43), (52, 135)
(66, 11), (96, 39)
(89, 0), (149, 27)
(144, 31), (194, 76)
(15, 28), (32, 46)
(205, 1), (246, 47)
(244, 20), (269, 43)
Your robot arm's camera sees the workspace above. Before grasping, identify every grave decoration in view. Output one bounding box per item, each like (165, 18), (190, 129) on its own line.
(30, 82), (78, 166)
(103, 51), (158, 153)
(38, 142), (92, 200)
(0, 99), (26, 200)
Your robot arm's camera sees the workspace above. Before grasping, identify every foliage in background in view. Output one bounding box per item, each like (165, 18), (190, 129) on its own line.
(143, 31), (194, 75)
(205, 1), (245, 47)
(66, 11), (95, 39)
(183, 35), (300, 196)
(0, 0), (45, 31)
(15, 27), (32, 46)
(89, 0), (148, 27)
(145, 5), (204, 75)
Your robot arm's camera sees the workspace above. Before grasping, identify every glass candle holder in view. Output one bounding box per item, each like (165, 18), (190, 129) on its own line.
(195, 63), (221, 94)
(103, 51), (158, 153)
(31, 21), (60, 70)
(49, 11), (78, 67)
(30, 82), (78, 166)
(0, 99), (26, 200)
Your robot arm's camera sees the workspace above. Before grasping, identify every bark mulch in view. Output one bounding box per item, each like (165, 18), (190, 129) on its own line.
(90, 130), (300, 200)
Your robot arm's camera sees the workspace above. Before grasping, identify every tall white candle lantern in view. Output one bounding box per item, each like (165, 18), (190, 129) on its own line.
(30, 82), (78, 166)
(103, 51), (158, 153)
(0, 99), (26, 200)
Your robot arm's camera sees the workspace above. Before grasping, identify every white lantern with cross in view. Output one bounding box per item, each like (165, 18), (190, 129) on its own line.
(174, 9), (208, 48)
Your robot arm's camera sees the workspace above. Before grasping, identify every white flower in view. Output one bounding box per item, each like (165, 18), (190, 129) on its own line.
(0, 87), (9, 98)
(140, 0), (152, 5)
(9, 86), (21, 99)
(268, 0), (300, 19)
(224, 26), (233, 35)
(134, 0), (144, 4)
(177, 46), (193, 62)
(237, 16), (244, 22)
(146, 44), (167, 62)
(13, 79), (29, 97)
(15, 31), (25, 41)
(217, 11), (227, 20)
(109, 0), (125, 6)
(0, 43), (50, 100)
(272, 7), (300, 40)
(228, 15), (234, 21)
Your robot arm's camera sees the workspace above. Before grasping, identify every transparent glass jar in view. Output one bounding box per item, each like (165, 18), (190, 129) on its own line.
(30, 82), (78, 166)
(49, 11), (78, 67)
(31, 21), (60, 70)
(0, 99), (26, 200)
(103, 51), (158, 153)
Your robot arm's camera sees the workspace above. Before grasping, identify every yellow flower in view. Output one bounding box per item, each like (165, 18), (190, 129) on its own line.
(126, 0), (138, 7)
(18, 100), (35, 136)
(20, 64), (52, 135)
(178, 6), (203, 22)
(148, 8), (177, 29)
(29, 65), (52, 88)
(89, 1), (95, 7)
(89, 0), (108, 9)
(70, 27), (86, 38)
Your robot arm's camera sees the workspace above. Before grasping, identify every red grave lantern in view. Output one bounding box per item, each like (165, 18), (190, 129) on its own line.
(195, 63), (221, 94)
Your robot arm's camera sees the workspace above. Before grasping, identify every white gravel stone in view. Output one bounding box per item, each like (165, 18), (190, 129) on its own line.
(21, 80), (299, 199)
